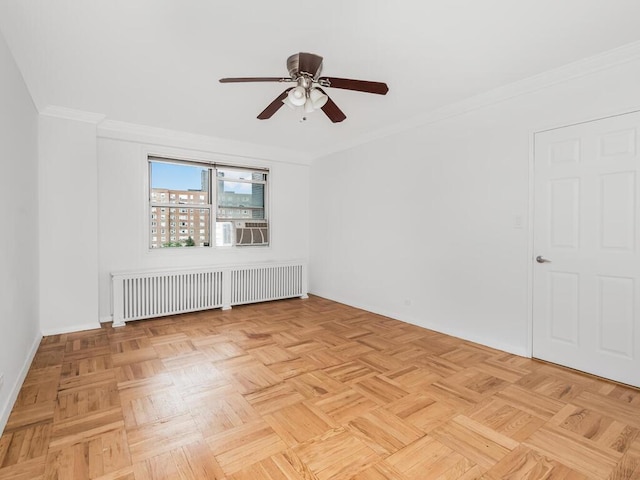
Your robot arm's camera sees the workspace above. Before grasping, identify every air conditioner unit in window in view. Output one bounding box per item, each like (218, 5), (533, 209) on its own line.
(235, 220), (269, 246)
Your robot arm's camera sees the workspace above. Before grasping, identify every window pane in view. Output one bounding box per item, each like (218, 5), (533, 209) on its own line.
(217, 169), (265, 221)
(150, 207), (210, 248)
(217, 168), (266, 182)
(150, 161), (209, 204)
(149, 159), (268, 250)
(215, 221), (233, 247)
(217, 181), (264, 206)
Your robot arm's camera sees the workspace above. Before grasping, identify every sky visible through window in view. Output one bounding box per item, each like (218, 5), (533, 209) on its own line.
(151, 162), (205, 191)
(151, 162), (253, 194)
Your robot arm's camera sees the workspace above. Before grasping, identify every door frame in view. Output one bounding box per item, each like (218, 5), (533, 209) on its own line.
(526, 107), (640, 359)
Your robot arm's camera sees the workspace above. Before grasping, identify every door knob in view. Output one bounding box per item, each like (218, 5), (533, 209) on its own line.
(536, 255), (551, 263)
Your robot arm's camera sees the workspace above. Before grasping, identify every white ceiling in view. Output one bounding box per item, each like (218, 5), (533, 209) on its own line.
(2, 0), (640, 157)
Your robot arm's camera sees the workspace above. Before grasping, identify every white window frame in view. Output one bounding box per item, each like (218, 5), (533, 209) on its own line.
(147, 155), (269, 250)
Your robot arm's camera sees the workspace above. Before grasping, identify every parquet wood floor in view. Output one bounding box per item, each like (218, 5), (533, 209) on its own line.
(1, 295), (639, 479)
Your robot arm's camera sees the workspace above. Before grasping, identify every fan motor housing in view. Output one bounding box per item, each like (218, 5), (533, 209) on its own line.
(287, 52), (323, 79)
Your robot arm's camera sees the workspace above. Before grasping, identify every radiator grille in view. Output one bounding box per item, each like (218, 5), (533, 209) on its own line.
(111, 262), (307, 326)
(231, 264), (304, 305)
(119, 270), (223, 322)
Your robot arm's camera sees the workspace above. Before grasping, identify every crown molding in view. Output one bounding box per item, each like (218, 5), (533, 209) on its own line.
(98, 119), (313, 166)
(309, 40), (640, 160)
(38, 107), (312, 166)
(37, 41), (640, 163)
(39, 105), (106, 124)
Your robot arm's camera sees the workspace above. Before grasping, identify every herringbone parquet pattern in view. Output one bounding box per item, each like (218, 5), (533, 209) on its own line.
(1, 295), (639, 479)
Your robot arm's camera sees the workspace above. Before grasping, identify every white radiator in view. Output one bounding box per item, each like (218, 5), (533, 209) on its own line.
(111, 261), (307, 326)
(230, 263), (306, 306)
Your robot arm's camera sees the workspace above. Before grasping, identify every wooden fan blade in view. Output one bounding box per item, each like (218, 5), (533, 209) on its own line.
(220, 77), (290, 83)
(257, 88), (293, 120)
(298, 52), (323, 77)
(316, 88), (346, 123)
(319, 76), (389, 95)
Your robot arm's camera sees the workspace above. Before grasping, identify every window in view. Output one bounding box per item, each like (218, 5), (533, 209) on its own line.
(149, 157), (268, 249)
(216, 168), (267, 246)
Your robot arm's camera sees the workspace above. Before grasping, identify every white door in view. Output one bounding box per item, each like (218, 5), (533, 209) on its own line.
(533, 111), (640, 388)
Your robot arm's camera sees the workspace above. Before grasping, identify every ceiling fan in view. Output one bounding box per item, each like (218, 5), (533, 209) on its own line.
(219, 52), (389, 123)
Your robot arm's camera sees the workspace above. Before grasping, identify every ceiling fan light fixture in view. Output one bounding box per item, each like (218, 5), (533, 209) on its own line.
(304, 98), (315, 113)
(220, 52), (388, 122)
(309, 88), (328, 109)
(282, 95), (296, 109)
(287, 86), (306, 106)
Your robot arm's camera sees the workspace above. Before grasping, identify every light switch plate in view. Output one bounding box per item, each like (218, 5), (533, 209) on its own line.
(513, 214), (524, 229)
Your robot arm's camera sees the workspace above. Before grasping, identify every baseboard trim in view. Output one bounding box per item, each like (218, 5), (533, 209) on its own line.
(41, 322), (102, 336)
(309, 290), (528, 358)
(0, 333), (42, 435)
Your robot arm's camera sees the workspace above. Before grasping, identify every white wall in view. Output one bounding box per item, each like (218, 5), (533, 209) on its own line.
(310, 58), (640, 356)
(0, 32), (40, 433)
(33, 112), (311, 329)
(97, 135), (310, 321)
(39, 114), (101, 334)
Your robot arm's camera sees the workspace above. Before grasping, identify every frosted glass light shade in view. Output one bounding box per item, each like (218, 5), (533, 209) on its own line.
(282, 95), (296, 109)
(309, 88), (328, 108)
(304, 98), (315, 113)
(287, 86), (307, 106)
